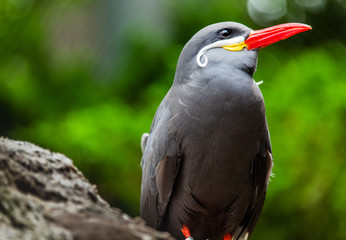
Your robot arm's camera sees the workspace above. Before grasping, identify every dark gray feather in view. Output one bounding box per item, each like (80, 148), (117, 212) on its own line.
(140, 22), (273, 240)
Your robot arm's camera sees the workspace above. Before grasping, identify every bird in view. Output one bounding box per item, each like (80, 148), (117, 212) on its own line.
(140, 22), (311, 240)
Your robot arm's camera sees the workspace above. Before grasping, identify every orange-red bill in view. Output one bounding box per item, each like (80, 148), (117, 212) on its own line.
(245, 23), (312, 50)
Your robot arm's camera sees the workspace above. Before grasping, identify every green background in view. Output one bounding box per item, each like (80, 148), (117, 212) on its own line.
(0, 0), (345, 239)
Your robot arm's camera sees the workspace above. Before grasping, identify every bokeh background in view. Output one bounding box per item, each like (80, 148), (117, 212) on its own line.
(0, 0), (345, 239)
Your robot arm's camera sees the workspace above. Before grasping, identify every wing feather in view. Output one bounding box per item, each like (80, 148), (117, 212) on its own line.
(236, 148), (273, 240)
(140, 93), (182, 229)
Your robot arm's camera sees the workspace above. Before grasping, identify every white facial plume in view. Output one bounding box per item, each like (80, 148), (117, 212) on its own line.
(196, 36), (246, 67)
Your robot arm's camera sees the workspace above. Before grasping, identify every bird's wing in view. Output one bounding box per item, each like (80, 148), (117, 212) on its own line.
(236, 136), (273, 239)
(140, 99), (182, 229)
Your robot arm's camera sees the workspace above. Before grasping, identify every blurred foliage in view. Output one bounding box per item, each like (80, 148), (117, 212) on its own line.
(0, 0), (345, 239)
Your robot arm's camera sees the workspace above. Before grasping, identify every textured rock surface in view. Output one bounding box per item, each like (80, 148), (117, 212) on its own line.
(0, 137), (174, 240)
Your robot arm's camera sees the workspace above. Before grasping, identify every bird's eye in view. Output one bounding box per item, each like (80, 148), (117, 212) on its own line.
(218, 29), (232, 39)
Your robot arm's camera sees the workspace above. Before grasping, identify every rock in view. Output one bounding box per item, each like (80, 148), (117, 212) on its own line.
(0, 137), (174, 240)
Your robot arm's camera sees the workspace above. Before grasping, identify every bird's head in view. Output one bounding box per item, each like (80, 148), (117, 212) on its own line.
(174, 22), (311, 82)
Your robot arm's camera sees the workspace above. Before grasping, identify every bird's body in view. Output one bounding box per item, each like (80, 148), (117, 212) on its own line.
(140, 22), (310, 240)
(158, 77), (271, 240)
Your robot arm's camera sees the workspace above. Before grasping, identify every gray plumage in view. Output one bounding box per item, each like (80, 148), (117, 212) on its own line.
(140, 22), (273, 240)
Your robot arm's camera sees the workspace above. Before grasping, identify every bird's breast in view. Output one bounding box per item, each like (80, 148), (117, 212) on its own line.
(169, 80), (266, 206)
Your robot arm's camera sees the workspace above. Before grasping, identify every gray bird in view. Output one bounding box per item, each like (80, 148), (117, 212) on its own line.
(140, 22), (311, 240)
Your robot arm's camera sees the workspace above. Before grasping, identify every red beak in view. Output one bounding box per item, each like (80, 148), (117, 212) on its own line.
(245, 23), (312, 50)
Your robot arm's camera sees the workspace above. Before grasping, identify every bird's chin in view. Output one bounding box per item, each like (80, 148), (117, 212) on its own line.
(241, 64), (257, 77)
(237, 49), (258, 76)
